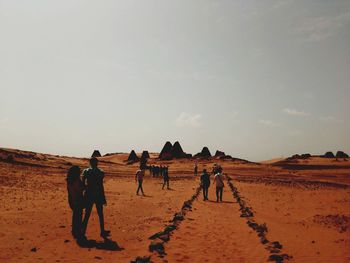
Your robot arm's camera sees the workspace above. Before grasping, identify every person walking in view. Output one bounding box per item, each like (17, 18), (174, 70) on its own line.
(200, 168), (210, 201)
(82, 158), (110, 238)
(162, 166), (170, 190)
(194, 164), (198, 176)
(213, 167), (224, 202)
(135, 168), (145, 195)
(66, 165), (85, 240)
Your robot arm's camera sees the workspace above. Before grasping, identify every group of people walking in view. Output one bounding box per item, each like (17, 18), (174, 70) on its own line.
(148, 164), (168, 178)
(135, 165), (170, 196)
(199, 164), (225, 202)
(66, 158), (224, 242)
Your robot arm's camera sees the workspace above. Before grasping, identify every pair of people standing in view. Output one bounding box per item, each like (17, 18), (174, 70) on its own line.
(66, 158), (110, 241)
(200, 166), (225, 202)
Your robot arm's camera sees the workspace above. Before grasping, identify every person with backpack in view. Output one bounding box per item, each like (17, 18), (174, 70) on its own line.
(66, 165), (85, 240)
(82, 158), (110, 238)
(200, 168), (210, 201)
(213, 166), (224, 202)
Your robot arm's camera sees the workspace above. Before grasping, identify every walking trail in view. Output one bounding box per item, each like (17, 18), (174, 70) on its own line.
(152, 183), (270, 263)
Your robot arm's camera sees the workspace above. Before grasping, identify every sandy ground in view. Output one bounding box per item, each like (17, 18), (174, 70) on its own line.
(0, 148), (349, 262)
(153, 186), (270, 263)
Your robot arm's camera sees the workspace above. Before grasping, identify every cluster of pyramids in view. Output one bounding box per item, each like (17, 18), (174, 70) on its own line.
(127, 150), (150, 162)
(323, 151), (349, 158)
(159, 141), (191, 160)
(91, 141), (238, 162)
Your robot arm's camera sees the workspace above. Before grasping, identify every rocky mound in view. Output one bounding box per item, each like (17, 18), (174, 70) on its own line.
(335, 151), (349, 158)
(127, 150), (139, 161)
(91, 150), (102, 157)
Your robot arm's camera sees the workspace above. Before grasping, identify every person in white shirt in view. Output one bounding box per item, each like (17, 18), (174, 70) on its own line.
(135, 168), (145, 195)
(213, 167), (224, 202)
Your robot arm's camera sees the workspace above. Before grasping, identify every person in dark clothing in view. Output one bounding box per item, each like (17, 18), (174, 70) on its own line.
(82, 158), (110, 238)
(155, 166), (160, 177)
(66, 165), (85, 240)
(162, 167), (170, 190)
(200, 168), (210, 201)
(135, 168), (145, 195)
(152, 165), (156, 177)
(194, 164), (198, 176)
(149, 165), (153, 176)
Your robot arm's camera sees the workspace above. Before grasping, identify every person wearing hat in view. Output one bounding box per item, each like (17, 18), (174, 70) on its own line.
(200, 168), (211, 201)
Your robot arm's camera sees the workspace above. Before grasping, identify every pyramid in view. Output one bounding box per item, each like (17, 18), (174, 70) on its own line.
(323, 151), (335, 158)
(172, 141), (186, 158)
(159, 141), (173, 159)
(214, 150), (225, 158)
(91, 150), (101, 157)
(127, 150), (139, 161)
(201, 147), (212, 157)
(194, 147), (212, 158)
(335, 151), (349, 158)
(141, 150), (150, 159)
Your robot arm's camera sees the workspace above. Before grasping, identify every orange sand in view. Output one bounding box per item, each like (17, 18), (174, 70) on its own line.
(0, 148), (349, 262)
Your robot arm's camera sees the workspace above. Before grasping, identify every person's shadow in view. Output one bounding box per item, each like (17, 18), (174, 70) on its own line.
(77, 237), (124, 251)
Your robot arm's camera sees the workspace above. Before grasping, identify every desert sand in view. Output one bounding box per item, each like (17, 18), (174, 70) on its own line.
(0, 148), (349, 263)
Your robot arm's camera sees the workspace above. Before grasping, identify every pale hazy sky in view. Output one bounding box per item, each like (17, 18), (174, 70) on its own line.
(1, 1), (349, 161)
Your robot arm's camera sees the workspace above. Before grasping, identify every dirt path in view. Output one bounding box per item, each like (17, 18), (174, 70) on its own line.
(152, 184), (270, 263)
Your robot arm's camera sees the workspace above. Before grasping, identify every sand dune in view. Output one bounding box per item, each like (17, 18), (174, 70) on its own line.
(0, 148), (349, 262)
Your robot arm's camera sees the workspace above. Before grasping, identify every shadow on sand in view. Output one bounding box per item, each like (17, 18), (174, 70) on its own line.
(207, 200), (234, 204)
(140, 194), (153, 198)
(77, 237), (124, 251)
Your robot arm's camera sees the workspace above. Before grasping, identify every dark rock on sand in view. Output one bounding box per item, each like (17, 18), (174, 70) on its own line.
(149, 241), (164, 253)
(131, 256), (152, 263)
(271, 241), (282, 249)
(158, 234), (170, 242)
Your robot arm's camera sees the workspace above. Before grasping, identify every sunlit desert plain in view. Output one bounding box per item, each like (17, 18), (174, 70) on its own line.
(0, 146), (349, 263)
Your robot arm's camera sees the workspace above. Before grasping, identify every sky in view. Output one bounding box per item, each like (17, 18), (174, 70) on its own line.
(0, 0), (349, 161)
